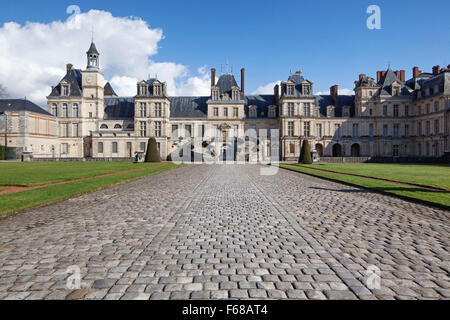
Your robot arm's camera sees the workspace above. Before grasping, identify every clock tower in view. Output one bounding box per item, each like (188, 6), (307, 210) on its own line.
(81, 41), (105, 128)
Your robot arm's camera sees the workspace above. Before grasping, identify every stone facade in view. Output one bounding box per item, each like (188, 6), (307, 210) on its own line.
(6, 42), (450, 161)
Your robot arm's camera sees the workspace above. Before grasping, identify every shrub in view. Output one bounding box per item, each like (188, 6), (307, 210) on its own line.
(145, 137), (162, 162)
(0, 145), (5, 160)
(299, 140), (313, 164)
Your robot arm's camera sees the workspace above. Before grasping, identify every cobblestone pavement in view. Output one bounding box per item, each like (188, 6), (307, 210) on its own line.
(0, 164), (449, 300)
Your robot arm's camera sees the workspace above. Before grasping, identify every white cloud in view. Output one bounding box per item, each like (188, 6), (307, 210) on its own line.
(315, 88), (354, 96)
(0, 9), (211, 106)
(252, 81), (281, 95)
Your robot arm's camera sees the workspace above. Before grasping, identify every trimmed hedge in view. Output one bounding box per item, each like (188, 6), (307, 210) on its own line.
(299, 140), (313, 164)
(0, 145), (5, 160)
(145, 137), (162, 162)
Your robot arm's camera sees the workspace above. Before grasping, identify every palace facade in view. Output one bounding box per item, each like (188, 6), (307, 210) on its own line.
(2, 41), (450, 161)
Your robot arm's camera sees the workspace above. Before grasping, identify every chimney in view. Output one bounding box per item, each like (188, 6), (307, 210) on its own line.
(241, 68), (245, 96)
(432, 65), (440, 75)
(274, 84), (280, 104)
(330, 85), (339, 106)
(448, 64), (450, 70)
(413, 66), (421, 78)
(211, 68), (216, 87)
(359, 74), (365, 81)
(400, 70), (405, 82)
(66, 63), (73, 74)
(377, 71), (382, 83)
(381, 71), (386, 79)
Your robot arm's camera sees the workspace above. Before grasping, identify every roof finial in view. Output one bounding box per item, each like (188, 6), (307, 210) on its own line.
(91, 26), (94, 43)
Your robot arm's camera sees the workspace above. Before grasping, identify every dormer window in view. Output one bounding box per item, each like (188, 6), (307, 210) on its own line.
(393, 87), (400, 96)
(287, 84), (294, 96)
(302, 84), (311, 95)
(232, 89), (240, 100)
(268, 106), (276, 118)
(327, 106), (335, 117)
(343, 106), (350, 117)
(212, 89), (219, 101)
(249, 106), (257, 118)
(62, 85), (69, 96)
(154, 84), (162, 96)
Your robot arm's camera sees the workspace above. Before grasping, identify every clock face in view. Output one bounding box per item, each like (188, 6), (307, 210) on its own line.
(87, 77), (92, 83)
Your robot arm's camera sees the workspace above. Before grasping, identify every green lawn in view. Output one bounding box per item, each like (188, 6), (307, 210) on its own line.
(0, 162), (180, 217)
(0, 162), (171, 187)
(280, 163), (450, 209)
(300, 163), (450, 190)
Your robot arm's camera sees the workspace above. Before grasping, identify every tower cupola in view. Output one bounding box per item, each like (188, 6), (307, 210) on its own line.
(86, 42), (100, 71)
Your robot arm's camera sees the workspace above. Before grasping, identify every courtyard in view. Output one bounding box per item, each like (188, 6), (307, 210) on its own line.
(0, 164), (448, 300)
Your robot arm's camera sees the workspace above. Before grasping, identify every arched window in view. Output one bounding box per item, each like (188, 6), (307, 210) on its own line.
(114, 124), (122, 129)
(100, 124), (108, 129)
(72, 104), (79, 118)
(62, 104), (68, 117)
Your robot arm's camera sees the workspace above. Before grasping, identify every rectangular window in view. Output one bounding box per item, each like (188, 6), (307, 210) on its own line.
(155, 121), (162, 137)
(418, 122), (422, 136)
(72, 123), (78, 137)
(288, 121), (294, 137)
(72, 104), (79, 118)
(61, 123), (68, 137)
(288, 103), (294, 117)
(393, 124), (399, 138)
(287, 85), (294, 96)
(316, 124), (322, 138)
(383, 105), (388, 116)
(140, 103), (147, 117)
(405, 105), (409, 116)
(140, 142), (146, 152)
(383, 125), (388, 137)
(233, 107), (239, 117)
(155, 103), (162, 117)
(335, 124), (340, 138)
(214, 108), (219, 117)
(304, 103), (311, 117)
(198, 124), (205, 138)
(112, 142), (118, 153)
(62, 104), (68, 118)
(223, 107), (228, 117)
(98, 142), (103, 153)
(393, 105), (399, 117)
(434, 101), (439, 112)
(426, 104), (430, 114)
(405, 124), (409, 137)
(234, 125), (239, 137)
(172, 125), (178, 139)
(185, 124), (192, 137)
(61, 143), (68, 154)
(63, 86), (69, 96)
(352, 124), (359, 138)
(304, 121), (310, 137)
(369, 124), (374, 138)
(393, 145), (399, 157)
(434, 119), (439, 135)
(89, 112), (93, 118)
(139, 121), (147, 137)
(426, 121), (430, 136)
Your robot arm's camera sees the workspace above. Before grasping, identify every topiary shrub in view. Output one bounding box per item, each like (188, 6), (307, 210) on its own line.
(145, 137), (162, 162)
(0, 145), (5, 160)
(299, 140), (312, 164)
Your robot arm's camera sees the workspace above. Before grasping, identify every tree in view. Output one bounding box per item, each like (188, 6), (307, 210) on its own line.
(145, 137), (161, 162)
(299, 140), (313, 164)
(0, 84), (7, 97)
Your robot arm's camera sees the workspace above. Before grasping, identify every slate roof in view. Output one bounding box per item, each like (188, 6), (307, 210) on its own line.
(216, 74), (239, 94)
(315, 95), (355, 117)
(415, 71), (450, 99)
(87, 42), (99, 55)
(104, 97), (135, 120)
(104, 82), (118, 96)
(281, 73), (314, 97)
(169, 97), (209, 118)
(48, 69), (83, 97)
(0, 99), (52, 116)
(245, 95), (277, 118)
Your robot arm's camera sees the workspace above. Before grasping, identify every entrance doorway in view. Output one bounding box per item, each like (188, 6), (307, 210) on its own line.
(332, 144), (342, 157)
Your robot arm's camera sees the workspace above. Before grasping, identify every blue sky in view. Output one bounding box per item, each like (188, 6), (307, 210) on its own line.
(1, 0), (449, 100)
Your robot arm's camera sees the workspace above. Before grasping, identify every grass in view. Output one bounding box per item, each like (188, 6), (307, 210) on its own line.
(0, 162), (180, 217)
(0, 162), (171, 187)
(279, 163), (450, 209)
(300, 163), (450, 190)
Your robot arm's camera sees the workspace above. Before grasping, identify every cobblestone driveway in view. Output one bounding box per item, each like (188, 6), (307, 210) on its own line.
(0, 164), (449, 300)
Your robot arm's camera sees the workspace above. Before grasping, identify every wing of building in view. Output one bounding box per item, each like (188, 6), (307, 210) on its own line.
(3, 41), (450, 161)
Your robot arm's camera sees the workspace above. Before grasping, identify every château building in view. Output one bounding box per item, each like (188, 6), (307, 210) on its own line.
(2, 41), (450, 161)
